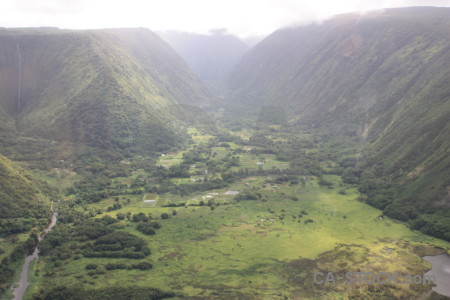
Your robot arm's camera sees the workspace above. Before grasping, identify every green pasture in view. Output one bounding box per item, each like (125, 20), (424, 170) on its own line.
(35, 175), (450, 298)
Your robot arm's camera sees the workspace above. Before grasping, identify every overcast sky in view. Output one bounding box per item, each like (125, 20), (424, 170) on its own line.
(0, 0), (449, 37)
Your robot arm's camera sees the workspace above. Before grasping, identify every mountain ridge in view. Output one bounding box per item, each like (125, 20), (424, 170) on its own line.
(159, 30), (249, 95)
(226, 6), (450, 239)
(0, 27), (212, 158)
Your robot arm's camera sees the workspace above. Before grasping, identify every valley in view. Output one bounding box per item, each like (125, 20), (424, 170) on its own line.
(0, 6), (449, 300)
(2, 122), (448, 300)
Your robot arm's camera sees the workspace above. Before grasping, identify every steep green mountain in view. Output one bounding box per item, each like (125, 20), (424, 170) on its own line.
(227, 7), (450, 239)
(0, 28), (211, 159)
(0, 153), (51, 234)
(160, 30), (248, 95)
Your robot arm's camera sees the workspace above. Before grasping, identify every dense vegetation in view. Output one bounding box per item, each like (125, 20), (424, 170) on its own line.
(45, 228), (150, 260)
(0, 154), (55, 294)
(0, 7), (449, 300)
(227, 7), (450, 242)
(32, 286), (175, 300)
(0, 28), (211, 162)
(11, 123), (446, 300)
(0, 154), (53, 233)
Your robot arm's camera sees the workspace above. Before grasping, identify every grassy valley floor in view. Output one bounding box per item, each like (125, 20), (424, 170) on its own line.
(18, 125), (450, 299)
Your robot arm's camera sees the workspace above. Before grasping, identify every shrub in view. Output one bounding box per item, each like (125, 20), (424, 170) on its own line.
(132, 262), (153, 270)
(105, 263), (127, 270)
(85, 264), (98, 270)
(136, 223), (156, 235)
(149, 222), (161, 229)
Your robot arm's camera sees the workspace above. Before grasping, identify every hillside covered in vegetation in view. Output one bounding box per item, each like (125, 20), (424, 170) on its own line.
(227, 7), (450, 240)
(0, 28), (211, 159)
(0, 6), (449, 300)
(0, 153), (51, 222)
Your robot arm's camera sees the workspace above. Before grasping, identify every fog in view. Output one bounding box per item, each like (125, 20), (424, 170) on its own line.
(1, 0), (449, 38)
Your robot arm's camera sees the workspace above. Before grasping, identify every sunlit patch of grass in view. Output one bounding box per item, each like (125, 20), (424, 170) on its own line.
(187, 127), (214, 144)
(29, 126), (450, 298)
(156, 151), (184, 168)
(47, 175), (450, 298)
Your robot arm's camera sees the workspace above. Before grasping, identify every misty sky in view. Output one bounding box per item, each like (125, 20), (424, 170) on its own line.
(1, 0), (449, 37)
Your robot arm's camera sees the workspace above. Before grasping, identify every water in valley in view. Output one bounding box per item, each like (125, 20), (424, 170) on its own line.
(423, 254), (450, 297)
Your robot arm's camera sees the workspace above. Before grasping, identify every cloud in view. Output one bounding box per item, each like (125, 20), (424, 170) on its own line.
(13, 0), (87, 14)
(0, 0), (448, 37)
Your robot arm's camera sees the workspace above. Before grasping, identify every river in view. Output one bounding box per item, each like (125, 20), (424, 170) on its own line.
(423, 254), (450, 297)
(11, 213), (58, 300)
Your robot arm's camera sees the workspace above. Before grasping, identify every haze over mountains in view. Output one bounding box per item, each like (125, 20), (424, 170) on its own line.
(160, 30), (249, 94)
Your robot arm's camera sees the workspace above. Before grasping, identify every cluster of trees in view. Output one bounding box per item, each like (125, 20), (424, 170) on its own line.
(0, 218), (48, 236)
(0, 233), (37, 295)
(136, 222), (161, 236)
(410, 213), (450, 241)
(179, 143), (240, 172)
(265, 175), (300, 185)
(131, 212), (152, 223)
(107, 203), (122, 211)
(235, 192), (262, 202)
(150, 166), (302, 198)
(162, 202), (185, 207)
(318, 177), (333, 188)
(38, 213), (151, 262)
(320, 133), (450, 242)
(83, 231), (150, 259)
(357, 168), (450, 241)
(67, 164), (150, 204)
(31, 284), (175, 300)
(100, 261), (153, 271)
(68, 174), (113, 203)
(149, 178), (228, 196)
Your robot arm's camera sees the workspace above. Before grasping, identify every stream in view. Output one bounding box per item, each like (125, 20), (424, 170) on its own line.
(11, 213), (58, 300)
(423, 254), (450, 297)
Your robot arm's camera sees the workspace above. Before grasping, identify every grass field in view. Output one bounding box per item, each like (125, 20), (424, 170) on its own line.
(29, 175), (450, 299)
(20, 126), (450, 299)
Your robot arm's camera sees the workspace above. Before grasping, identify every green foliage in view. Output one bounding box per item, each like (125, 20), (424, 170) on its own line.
(226, 7), (450, 241)
(32, 286), (175, 300)
(235, 192), (261, 201)
(38, 215), (150, 262)
(0, 232), (37, 290)
(136, 222), (157, 235)
(0, 28), (212, 163)
(93, 231), (147, 252)
(0, 153), (51, 222)
(85, 264), (98, 270)
(105, 262), (128, 270)
(132, 213), (150, 223)
(131, 261), (153, 270)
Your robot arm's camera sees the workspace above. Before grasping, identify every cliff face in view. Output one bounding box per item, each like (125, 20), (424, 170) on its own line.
(0, 28), (211, 153)
(226, 7), (450, 239)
